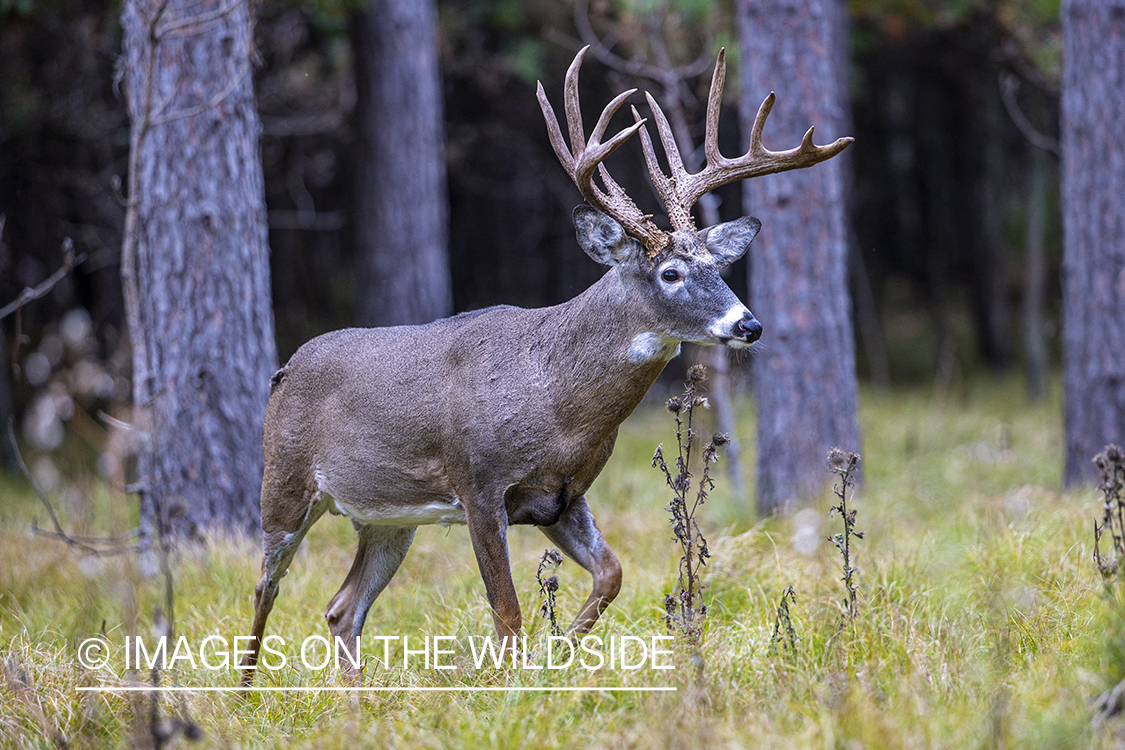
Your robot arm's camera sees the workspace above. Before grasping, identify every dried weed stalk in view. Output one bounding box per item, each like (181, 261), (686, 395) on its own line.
(827, 448), (863, 625)
(769, 586), (798, 657)
(653, 364), (727, 644)
(1090, 446), (1125, 728)
(1094, 445), (1125, 581)
(537, 549), (564, 637)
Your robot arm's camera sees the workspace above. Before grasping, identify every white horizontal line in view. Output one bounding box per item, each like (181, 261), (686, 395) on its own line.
(76, 686), (677, 693)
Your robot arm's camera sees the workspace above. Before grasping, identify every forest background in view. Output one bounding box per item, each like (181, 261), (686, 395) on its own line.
(6, 1), (1125, 747)
(0, 0), (1066, 454)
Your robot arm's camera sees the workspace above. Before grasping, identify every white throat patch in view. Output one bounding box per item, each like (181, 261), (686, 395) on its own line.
(627, 332), (681, 363)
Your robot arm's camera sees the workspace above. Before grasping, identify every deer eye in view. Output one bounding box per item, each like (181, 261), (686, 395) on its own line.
(661, 269), (682, 283)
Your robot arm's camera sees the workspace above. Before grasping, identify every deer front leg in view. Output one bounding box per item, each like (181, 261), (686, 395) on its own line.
(464, 501), (522, 648)
(539, 495), (622, 635)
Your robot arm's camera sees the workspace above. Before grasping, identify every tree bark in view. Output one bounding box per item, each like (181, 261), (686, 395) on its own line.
(122, 0), (277, 538)
(737, 0), (862, 514)
(353, 0), (452, 327)
(964, 69), (1011, 371)
(1061, 0), (1125, 486)
(1024, 146), (1048, 401)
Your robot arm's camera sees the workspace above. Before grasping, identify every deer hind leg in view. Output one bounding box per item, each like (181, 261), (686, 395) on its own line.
(239, 481), (328, 687)
(325, 523), (416, 674)
(539, 495), (622, 635)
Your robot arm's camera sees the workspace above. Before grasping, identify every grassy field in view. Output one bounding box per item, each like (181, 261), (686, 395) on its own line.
(0, 376), (1120, 748)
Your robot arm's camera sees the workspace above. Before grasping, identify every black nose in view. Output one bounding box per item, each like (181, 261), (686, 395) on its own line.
(736, 313), (762, 342)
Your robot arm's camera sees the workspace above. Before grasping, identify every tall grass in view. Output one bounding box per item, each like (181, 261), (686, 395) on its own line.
(0, 376), (1116, 748)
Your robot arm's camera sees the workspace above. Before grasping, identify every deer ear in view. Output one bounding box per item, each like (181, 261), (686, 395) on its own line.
(573, 205), (639, 266)
(699, 216), (762, 267)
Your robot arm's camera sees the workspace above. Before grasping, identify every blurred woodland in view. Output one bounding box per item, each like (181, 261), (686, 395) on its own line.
(0, 0), (1069, 490)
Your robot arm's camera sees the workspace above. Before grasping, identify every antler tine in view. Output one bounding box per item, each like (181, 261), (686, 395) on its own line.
(581, 89), (641, 170)
(641, 48), (853, 229)
(685, 86), (853, 204)
(539, 47), (671, 256)
(642, 92), (689, 185)
(632, 105), (673, 195)
(536, 81), (575, 173)
(633, 102), (695, 232)
(747, 91), (776, 157)
(573, 113), (647, 191)
(702, 47), (727, 168)
(563, 47), (589, 159)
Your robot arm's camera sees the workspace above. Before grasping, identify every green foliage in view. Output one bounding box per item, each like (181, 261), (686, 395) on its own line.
(502, 37), (546, 86)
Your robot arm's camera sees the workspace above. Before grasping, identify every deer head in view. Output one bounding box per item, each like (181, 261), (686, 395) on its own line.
(537, 46), (853, 350)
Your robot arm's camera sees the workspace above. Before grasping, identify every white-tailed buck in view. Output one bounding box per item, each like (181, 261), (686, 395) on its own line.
(239, 47), (850, 684)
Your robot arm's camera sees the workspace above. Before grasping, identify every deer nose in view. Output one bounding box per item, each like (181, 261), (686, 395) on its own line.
(736, 313), (762, 342)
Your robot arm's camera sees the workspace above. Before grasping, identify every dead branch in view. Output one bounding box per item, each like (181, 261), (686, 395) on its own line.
(566, 0), (712, 84)
(999, 72), (1060, 157)
(0, 237), (87, 321)
(6, 419), (140, 557)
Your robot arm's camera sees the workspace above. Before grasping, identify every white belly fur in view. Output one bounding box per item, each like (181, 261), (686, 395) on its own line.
(314, 470), (466, 527)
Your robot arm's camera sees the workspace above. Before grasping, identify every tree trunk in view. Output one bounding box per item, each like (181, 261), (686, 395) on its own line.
(1061, 0), (1125, 486)
(965, 71), (1011, 371)
(737, 0), (861, 514)
(353, 0), (452, 327)
(1024, 146), (1048, 401)
(121, 0), (277, 538)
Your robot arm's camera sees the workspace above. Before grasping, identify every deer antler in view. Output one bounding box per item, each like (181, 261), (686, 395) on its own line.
(537, 46), (670, 254)
(636, 47), (854, 233)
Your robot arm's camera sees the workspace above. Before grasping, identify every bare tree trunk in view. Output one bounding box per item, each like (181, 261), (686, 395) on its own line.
(737, 0), (861, 514)
(1061, 0), (1125, 486)
(849, 246), (890, 389)
(122, 0), (277, 538)
(353, 0), (452, 327)
(832, 0), (889, 392)
(1024, 146), (1048, 401)
(966, 75), (1011, 371)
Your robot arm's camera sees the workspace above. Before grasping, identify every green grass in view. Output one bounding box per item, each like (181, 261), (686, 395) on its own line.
(0, 376), (1118, 748)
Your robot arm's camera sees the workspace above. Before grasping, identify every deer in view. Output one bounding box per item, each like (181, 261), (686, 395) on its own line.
(238, 46), (851, 685)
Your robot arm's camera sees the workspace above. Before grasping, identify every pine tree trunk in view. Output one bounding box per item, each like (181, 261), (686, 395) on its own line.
(1061, 0), (1125, 486)
(737, 0), (861, 514)
(353, 0), (452, 327)
(121, 0), (277, 538)
(1024, 147), (1048, 402)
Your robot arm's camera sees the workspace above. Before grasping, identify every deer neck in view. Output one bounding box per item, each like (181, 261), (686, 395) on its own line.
(543, 269), (678, 431)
